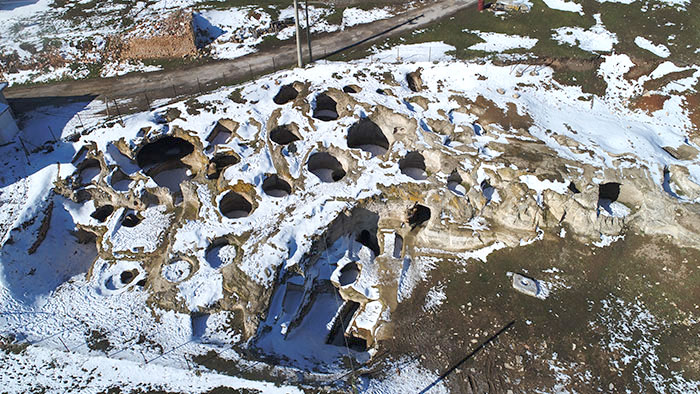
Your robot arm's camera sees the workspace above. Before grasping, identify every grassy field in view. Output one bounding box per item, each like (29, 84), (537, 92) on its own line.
(377, 233), (700, 392)
(327, 0), (698, 95)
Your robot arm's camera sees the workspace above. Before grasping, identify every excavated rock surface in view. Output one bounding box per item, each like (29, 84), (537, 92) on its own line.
(51, 61), (700, 386)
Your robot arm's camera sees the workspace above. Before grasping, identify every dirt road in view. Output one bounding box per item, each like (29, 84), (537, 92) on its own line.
(5, 0), (476, 110)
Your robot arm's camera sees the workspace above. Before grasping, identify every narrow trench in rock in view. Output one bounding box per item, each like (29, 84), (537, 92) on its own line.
(393, 233), (404, 259)
(326, 300), (366, 351)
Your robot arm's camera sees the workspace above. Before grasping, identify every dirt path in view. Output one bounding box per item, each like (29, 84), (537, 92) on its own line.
(5, 0), (476, 110)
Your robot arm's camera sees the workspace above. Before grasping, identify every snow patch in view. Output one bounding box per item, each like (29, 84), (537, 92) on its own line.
(552, 14), (617, 52)
(466, 31), (538, 52)
(634, 37), (671, 58)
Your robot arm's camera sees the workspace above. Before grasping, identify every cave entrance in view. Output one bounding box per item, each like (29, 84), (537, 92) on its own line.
(568, 181), (581, 194)
(326, 300), (366, 351)
(151, 165), (191, 195)
(78, 159), (101, 185)
(220, 191), (253, 219)
(356, 229), (380, 257)
(91, 205), (114, 223)
(447, 170), (466, 196)
(262, 174), (292, 198)
(207, 153), (240, 180)
(120, 269), (138, 285)
(136, 137), (194, 169)
(481, 179), (496, 204)
(399, 151), (427, 180)
(338, 262), (360, 286)
(408, 204), (431, 229)
(392, 233), (403, 259)
(308, 152), (346, 183)
(121, 211), (141, 228)
(273, 84), (299, 105)
(347, 118), (389, 157)
(313, 93), (338, 121)
(597, 182), (621, 215)
(270, 124), (301, 145)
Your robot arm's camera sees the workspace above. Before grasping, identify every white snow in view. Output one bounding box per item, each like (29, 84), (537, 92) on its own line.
(0, 342), (300, 393)
(178, 267), (223, 312)
(342, 7), (393, 28)
(657, 0), (690, 8)
(423, 284), (446, 312)
(541, 0), (584, 14)
(458, 242), (507, 262)
(552, 14), (618, 52)
(592, 234), (624, 247)
(634, 37), (671, 58)
(649, 61), (690, 79)
(100, 61), (163, 78)
(194, 8), (272, 60)
(370, 42), (456, 63)
(354, 300), (383, 332)
(162, 260), (192, 282)
(595, 296), (699, 391)
(360, 357), (448, 393)
(466, 31), (538, 52)
(102, 205), (172, 257)
(275, 5), (338, 40)
(2, 44), (700, 390)
(519, 175), (569, 206)
(398, 256), (438, 303)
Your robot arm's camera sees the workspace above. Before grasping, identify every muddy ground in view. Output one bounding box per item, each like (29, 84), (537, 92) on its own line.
(367, 232), (700, 393)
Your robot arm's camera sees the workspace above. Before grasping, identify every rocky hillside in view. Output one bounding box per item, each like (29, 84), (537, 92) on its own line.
(1, 55), (698, 392)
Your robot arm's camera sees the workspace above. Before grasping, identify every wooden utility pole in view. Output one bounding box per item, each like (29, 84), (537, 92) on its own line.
(305, 0), (312, 63)
(294, 0), (303, 67)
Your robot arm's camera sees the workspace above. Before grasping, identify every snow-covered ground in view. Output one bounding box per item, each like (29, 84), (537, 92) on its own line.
(541, 0), (584, 14)
(552, 14), (618, 53)
(635, 36), (671, 58)
(466, 31), (538, 52)
(370, 42), (456, 63)
(0, 42), (699, 391)
(0, 1), (405, 85)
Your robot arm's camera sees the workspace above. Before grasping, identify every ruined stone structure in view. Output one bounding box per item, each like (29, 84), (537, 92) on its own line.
(51, 63), (700, 383)
(109, 10), (197, 61)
